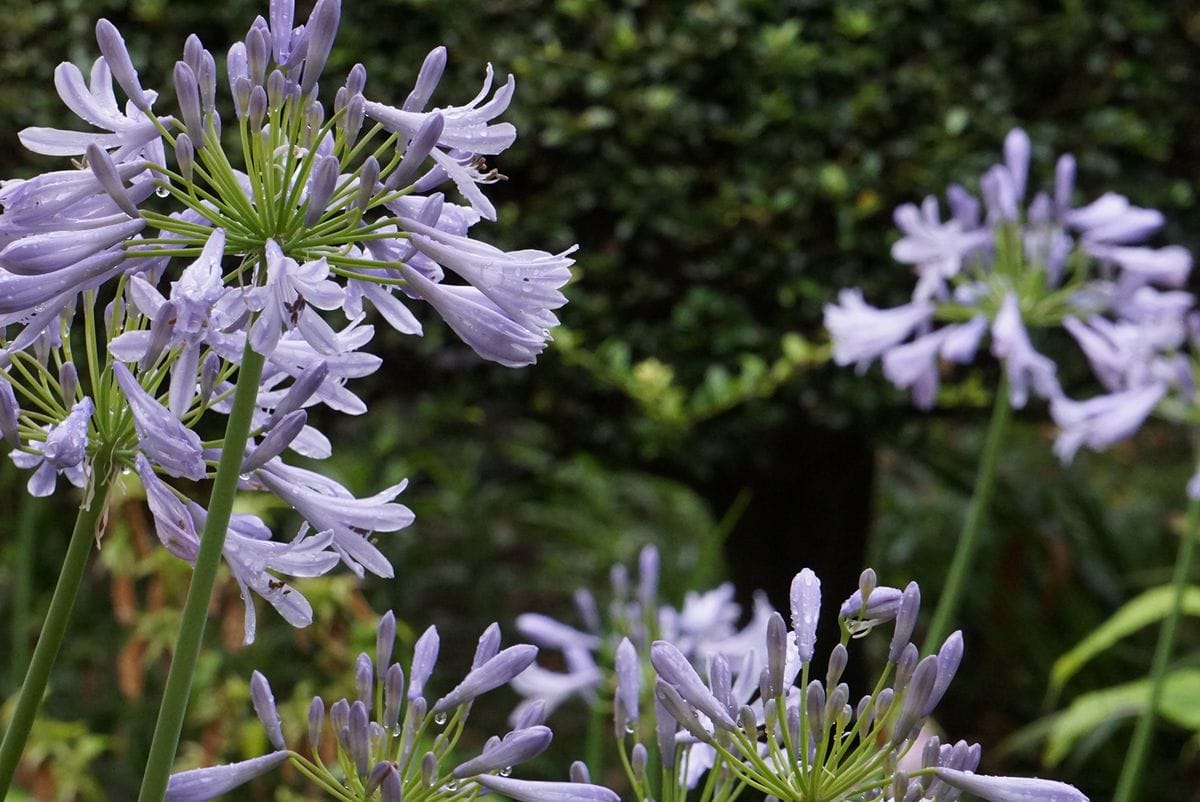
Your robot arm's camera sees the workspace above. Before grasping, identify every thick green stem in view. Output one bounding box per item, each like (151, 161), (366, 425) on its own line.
(136, 342), (266, 802)
(1112, 492), (1200, 802)
(923, 377), (1012, 654)
(0, 481), (109, 796)
(9, 496), (40, 692)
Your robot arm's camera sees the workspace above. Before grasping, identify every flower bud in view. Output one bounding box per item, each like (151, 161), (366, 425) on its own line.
(249, 85), (268, 132)
(629, 746), (646, 783)
(86, 143), (140, 218)
(304, 154), (340, 226)
(614, 637), (639, 731)
(473, 622), (502, 668)
(174, 61), (204, 150)
(650, 641), (735, 731)
(355, 652), (374, 712)
(385, 112), (444, 190)
(653, 679), (712, 745)
(888, 582), (921, 662)
(175, 134), (195, 182)
(242, 410), (306, 472)
(348, 700), (371, 777)
(923, 630), (964, 716)
(356, 156), (380, 211)
(300, 0), (340, 95)
(789, 568), (821, 663)
(307, 696), (325, 749)
(381, 765), (403, 802)
(432, 644), (538, 714)
(383, 663), (405, 729)
(404, 46), (446, 112)
(198, 50), (217, 116)
(365, 761), (393, 795)
(250, 670), (285, 750)
(452, 725), (553, 778)
(95, 19), (149, 110)
(805, 680), (825, 737)
(262, 360), (328, 429)
(890, 655), (938, 746)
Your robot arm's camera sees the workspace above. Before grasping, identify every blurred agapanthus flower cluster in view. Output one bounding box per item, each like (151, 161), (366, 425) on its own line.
(166, 611), (619, 802)
(509, 545), (777, 726)
(824, 128), (1190, 418)
(0, 0), (574, 641)
(633, 567), (1087, 802)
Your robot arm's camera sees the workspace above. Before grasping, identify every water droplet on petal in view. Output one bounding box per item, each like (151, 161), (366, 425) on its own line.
(499, 767), (512, 777)
(434, 712), (448, 726)
(445, 779), (459, 791)
(155, 185), (170, 198)
(392, 725), (402, 737)
(624, 723), (635, 734)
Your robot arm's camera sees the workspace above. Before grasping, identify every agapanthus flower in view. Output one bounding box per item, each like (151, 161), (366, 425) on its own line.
(619, 566), (1088, 802)
(510, 546), (777, 727)
(0, 0), (571, 636)
(166, 613), (619, 802)
(824, 128), (1191, 412)
(0, 0), (573, 369)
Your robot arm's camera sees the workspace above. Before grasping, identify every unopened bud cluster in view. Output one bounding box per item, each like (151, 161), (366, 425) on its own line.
(167, 612), (619, 802)
(618, 568), (1086, 802)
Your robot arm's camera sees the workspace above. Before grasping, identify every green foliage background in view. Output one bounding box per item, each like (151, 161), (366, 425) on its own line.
(1, 0), (1199, 800)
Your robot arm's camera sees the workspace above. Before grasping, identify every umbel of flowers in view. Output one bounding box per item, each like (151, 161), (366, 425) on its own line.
(0, 0), (574, 641)
(166, 612), (620, 802)
(510, 545), (777, 724)
(635, 568), (1087, 802)
(824, 128), (1190, 423)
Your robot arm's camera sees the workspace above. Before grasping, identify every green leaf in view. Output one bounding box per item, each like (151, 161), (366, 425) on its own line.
(1050, 585), (1200, 692)
(1044, 669), (1200, 766)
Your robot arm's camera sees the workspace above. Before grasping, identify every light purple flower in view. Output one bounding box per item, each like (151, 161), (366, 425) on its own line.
(990, 294), (1060, 408)
(400, 216), (574, 333)
(112, 361), (206, 480)
(9, 397), (93, 497)
(248, 240), (345, 355)
(824, 289), (933, 371)
(1050, 382), (1167, 462)
(933, 768), (1089, 802)
(255, 459), (413, 578)
(891, 196), (991, 300)
(137, 454), (338, 643)
(397, 262), (555, 367)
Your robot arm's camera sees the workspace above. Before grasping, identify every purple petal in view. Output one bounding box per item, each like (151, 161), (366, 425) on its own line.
(165, 750), (289, 802)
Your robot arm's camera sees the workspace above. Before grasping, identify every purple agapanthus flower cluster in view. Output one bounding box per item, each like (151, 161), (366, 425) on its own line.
(623, 567), (1088, 802)
(166, 611), (620, 802)
(509, 546), (777, 729)
(824, 128), (1190, 413)
(0, 0), (575, 641)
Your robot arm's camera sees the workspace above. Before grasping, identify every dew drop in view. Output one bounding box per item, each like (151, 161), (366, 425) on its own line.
(445, 779), (459, 791)
(155, 185), (170, 198)
(499, 767), (512, 777)
(624, 723), (635, 734)
(434, 712), (448, 726)
(392, 725), (403, 737)
(120, 466), (132, 475)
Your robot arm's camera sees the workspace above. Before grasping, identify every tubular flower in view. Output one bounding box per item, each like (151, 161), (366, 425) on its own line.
(825, 128), (1191, 412)
(167, 615), (616, 802)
